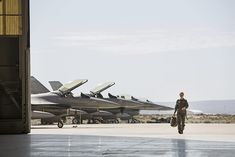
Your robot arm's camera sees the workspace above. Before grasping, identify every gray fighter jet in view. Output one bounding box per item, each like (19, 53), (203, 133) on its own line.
(49, 81), (172, 123)
(49, 81), (145, 123)
(31, 77), (119, 127)
(89, 83), (172, 122)
(50, 81), (143, 108)
(49, 81), (116, 124)
(89, 82), (145, 109)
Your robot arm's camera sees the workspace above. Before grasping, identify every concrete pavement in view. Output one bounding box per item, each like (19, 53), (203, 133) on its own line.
(1, 124), (235, 156)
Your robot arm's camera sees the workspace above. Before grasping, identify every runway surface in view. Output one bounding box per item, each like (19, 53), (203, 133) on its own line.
(1, 124), (235, 156)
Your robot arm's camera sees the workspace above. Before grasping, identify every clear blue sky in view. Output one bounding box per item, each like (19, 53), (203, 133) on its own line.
(30, 0), (235, 101)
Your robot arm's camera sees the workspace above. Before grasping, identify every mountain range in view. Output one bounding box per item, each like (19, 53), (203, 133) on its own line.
(157, 100), (235, 115)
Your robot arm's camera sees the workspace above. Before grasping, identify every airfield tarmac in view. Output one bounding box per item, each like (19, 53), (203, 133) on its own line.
(1, 124), (235, 156)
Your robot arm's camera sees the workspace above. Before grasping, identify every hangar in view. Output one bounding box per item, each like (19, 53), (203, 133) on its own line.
(0, 0), (30, 134)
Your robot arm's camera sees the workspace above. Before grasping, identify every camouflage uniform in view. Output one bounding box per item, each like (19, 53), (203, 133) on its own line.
(175, 98), (189, 134)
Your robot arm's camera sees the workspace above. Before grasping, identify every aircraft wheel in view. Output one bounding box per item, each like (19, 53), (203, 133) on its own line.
(57, 121), (64, 128)
(131, 119), (136, 123)
(115, 119), (119, 123)
(87, 119), (91, 124)
(62, 117), (67, 123)
(72, 118), (79, 124)
(131, 119), (140, 123)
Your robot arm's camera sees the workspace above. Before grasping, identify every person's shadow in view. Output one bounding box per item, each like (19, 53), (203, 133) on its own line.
(173, 139), (187, 157)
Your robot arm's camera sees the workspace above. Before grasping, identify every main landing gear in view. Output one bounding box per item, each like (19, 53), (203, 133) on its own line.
(57, 120), (64, 128)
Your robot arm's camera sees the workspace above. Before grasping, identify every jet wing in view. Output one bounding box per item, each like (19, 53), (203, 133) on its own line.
(31, 93), (71, 109)
(57, 109), (88, 117)
(67, 108), (88, 115)
(90, 82), (115, 95)
(59, 79), (88, 95)
(116, 112), (131, 118)
(91, 110), (113, 116)
(31, 110), (55, 119)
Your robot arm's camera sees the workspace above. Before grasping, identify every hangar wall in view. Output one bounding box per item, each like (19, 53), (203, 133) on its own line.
(0, 0), (30, 133)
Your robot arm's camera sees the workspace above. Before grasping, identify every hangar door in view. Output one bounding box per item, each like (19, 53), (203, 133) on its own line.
(0, 0), (30, 133)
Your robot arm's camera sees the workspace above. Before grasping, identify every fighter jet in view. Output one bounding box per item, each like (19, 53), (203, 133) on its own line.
(49, 81), (145, 123)
(89, 82), (145, 108)
(31, 77), (119, 127)
(49, 81), (172, 123)
(49, 81), (117, 124)
(50, 81), (144, 108)
(90, 83), (173, 122)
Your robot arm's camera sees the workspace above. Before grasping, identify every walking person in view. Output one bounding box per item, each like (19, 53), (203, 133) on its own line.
(174, 92), (189, 134)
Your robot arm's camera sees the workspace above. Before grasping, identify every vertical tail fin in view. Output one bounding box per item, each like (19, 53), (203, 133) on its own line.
(30, 76), (50, 94)
(49, 81), (63, 91)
